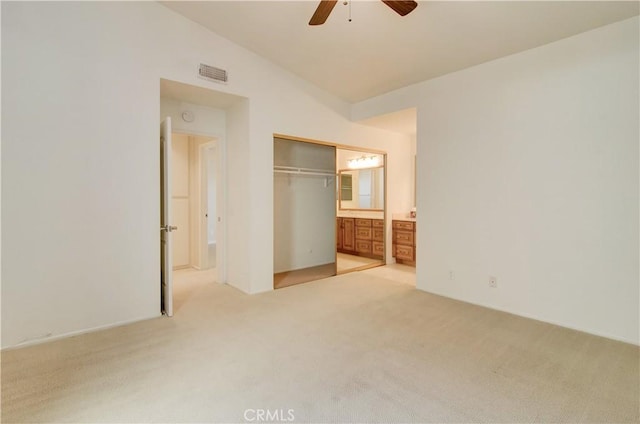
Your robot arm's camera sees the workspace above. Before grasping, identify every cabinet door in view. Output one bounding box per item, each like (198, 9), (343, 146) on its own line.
(343, 218), (355, 251)
(395, 230), (414, 246)
(396, 244), (414, 261)
(393, 220), (414, 231)
(336, 218), (343, 249)
(372, 241), (384, 258)
(355, 219), (372, 227)
(355, 226), (372, 240)
(356, 240), (372, 254)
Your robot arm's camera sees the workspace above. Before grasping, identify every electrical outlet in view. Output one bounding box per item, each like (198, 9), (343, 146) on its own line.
(449, 270), (455, 280)
(489, 276), (497, 288)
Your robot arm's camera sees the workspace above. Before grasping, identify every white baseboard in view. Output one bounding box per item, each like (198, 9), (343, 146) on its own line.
(2, 314), (161, 351)
(417, 286), (639, 346)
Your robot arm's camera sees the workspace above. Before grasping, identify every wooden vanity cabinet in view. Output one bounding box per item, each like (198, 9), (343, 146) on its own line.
(372, 219), (384, 258)
(337, 217), (383, 260)
(392, 220), (416, 266)
(337, 217), (355, 252)
(355, 219), (372, 255)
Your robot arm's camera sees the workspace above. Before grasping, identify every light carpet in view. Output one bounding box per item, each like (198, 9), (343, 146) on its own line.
(2, 267), (638, 423)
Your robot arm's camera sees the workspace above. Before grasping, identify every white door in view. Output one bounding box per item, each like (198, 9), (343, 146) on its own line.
(160, 118), (174, 317)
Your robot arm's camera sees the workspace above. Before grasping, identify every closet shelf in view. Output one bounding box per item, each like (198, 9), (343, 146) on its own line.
(273, 165), (335, 177)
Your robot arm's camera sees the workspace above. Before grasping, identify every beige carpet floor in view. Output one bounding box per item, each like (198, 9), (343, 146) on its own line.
(2, 266), (638, 423)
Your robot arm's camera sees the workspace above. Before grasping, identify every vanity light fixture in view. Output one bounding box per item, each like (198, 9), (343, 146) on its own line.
(347, 155), (380, 169)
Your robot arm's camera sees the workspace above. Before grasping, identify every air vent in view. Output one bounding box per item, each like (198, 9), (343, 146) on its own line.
(198, 63), (228, 84)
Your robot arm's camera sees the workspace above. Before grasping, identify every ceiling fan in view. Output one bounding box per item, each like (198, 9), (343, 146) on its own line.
(309, 0), (418, 25)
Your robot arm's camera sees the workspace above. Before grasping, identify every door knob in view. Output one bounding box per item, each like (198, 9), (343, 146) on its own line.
(160, 225), (178, 232)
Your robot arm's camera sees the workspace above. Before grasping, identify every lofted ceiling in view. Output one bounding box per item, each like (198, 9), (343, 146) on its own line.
(358, 107), (417, 135)
(161, 1), (639, 105)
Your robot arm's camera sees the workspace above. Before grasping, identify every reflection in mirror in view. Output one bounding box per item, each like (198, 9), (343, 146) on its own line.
(339, 167), (384, 210)
(336, 148), (386, 276)
(340, 173), (352, 201)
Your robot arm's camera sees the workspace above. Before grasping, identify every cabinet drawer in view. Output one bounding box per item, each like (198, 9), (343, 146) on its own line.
(395, 244), (414, 261)
(372, 241), (384, 257)
(373, 228), (384, 242)
(355, 240), (372, 254)
(393, 220), (414, 231)
(394, 230), (414, 246)
(356, 227), (372, 240)
(355, 219), (372, 227)
(372, 219), (384, 228)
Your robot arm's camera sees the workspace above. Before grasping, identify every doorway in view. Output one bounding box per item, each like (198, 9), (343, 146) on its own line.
(160, 122), (226, 315)
(160, 77), (248, 312)
(170, 132), (219, 268)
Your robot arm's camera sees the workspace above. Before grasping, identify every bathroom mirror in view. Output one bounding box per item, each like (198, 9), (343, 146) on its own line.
(339, 167), (384, 210)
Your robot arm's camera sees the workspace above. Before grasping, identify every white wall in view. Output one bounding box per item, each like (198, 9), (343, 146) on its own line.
(410, 135), (417, 209)
(225, 98), (252, 294)
(160, 98), (226, 138)
(274, 173), (336, 273)
(355, 17), (639, 344)
(1, 2), (413, 347)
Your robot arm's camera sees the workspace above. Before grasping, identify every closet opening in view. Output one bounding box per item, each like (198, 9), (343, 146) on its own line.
(273, 135), (387, 289)
(273, 137), (337, 289)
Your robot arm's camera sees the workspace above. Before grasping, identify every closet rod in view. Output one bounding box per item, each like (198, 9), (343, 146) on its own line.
(273, 169), (335, 177)
(273, 165), (335, 176)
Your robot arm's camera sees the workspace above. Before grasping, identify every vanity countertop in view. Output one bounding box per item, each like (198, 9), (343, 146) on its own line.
(337, 211), (384, 219)
(392, 213), (416, 222)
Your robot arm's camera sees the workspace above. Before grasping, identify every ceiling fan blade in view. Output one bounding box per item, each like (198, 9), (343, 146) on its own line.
(381, 0), (418, 16)
(309, 0), (338, 26)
